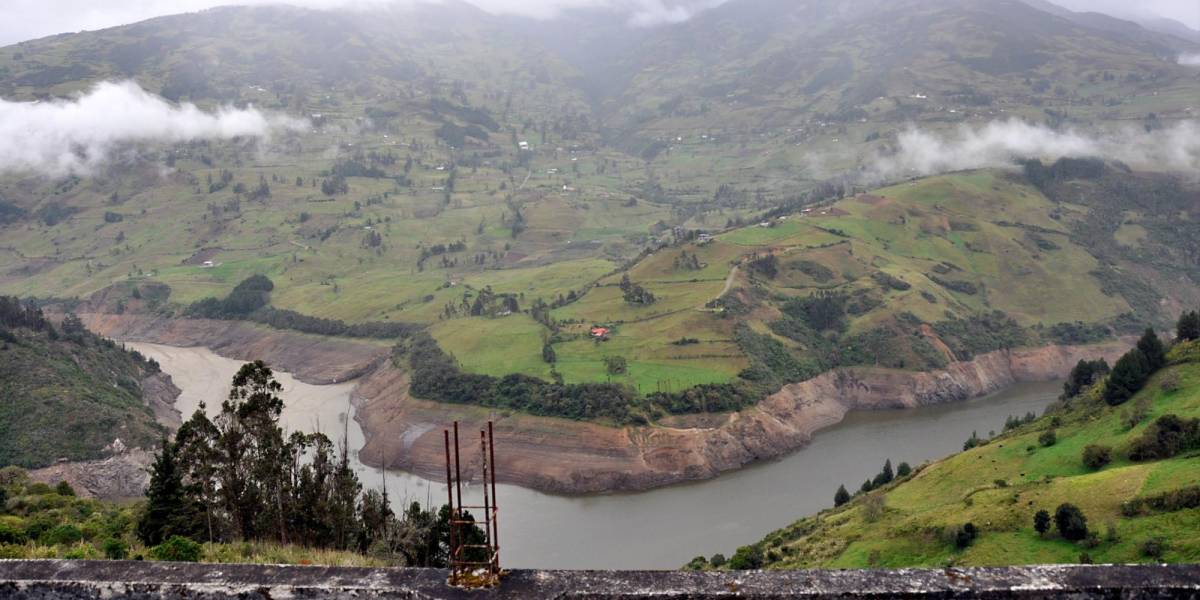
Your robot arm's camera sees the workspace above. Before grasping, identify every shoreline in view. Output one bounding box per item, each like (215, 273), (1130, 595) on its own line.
(79, 312), (1130, 496)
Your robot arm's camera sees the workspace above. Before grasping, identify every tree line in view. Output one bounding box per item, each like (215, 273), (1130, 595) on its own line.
(138, 360), (481, 565)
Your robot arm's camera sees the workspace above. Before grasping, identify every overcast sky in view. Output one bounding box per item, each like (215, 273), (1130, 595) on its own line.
(0, 0), (1196, 46)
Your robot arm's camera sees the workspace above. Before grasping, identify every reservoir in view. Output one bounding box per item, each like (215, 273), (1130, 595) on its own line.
(130, 342), (1062, 570)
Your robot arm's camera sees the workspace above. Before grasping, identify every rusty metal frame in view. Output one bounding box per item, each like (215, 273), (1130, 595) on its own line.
(443, 421), (501, 587)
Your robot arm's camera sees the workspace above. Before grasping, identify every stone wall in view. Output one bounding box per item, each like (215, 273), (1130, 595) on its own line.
(2, 560), (1200, 599)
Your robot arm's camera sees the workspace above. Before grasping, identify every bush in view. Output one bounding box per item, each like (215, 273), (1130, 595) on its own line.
(42, 524), (83, 546)
(1081, 444), (1112, 470)
(150, 535), (202, 562)
(863, 494), (886, 522)
(1141, 537), (1167, 560)
(0, 520), (27, 545)
(954, 523), (978, 549)
(727, 544), (764, 570)
(1054, 504), (1089, 541)
(1160, 372), (1181, 393)
(685, 556), (708, 570)
(1121, 486), (1200, 516)
(1128, 414), (1200, 461)
(896, 462), (912, 478)
(102, 537), (129, 560)
(709, 553), (726, 568)
(54, 481), (75, 497)
(1039, 429), (1057, 447)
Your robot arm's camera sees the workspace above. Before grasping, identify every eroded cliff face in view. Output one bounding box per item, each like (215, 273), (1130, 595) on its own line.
(354, 342), (1133, 494)
(80, 313), (1131, 495)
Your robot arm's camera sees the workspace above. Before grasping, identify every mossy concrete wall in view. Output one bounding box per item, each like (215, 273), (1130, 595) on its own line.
(2, 560), (1199, 598)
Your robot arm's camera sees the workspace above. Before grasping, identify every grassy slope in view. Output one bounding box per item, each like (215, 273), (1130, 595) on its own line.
(742, 341), (1200, 569)
(0, 327), (165, 468)
(0, 4), (1196, 396)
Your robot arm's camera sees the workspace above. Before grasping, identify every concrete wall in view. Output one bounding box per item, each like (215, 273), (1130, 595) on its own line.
(2, 560), (1200, 598)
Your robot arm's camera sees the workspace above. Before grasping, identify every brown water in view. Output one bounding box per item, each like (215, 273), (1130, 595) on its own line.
(130, 342), (1062, 570)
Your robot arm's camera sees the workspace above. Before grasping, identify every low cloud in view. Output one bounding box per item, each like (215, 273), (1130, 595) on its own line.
(872, 119), (1200, 179)
(0, 80), (303, 176)
(1179, 53), (1200, 67)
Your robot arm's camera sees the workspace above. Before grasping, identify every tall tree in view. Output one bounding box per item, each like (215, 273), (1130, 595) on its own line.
(138, 438), (196, 546)
(834, 484), (851, 507)
(1136, 328), (1167, 372)
(1105, 349), (1150, 406)
(1176, 311), (1200, 342)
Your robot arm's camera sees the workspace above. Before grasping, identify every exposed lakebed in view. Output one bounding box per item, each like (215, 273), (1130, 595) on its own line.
(130, 342), (1062, 570)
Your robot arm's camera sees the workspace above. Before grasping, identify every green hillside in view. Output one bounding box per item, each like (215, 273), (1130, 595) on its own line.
(708, 336), (1200, 570)
(0, 298), (167, 468)
(1, 1), (1198, 424)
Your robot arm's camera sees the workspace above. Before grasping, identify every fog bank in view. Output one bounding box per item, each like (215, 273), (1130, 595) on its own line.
(873, 119), (1200, 178)
(0, 81), (303, 176)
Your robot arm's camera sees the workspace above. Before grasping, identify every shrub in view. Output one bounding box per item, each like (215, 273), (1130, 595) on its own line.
(1141, 538), (1167, 560)
(0, 520), (27, 545)
(150, 535), (202, 562)
(42, 524), (83, 546)
(1120, 486), (1200, 516)
(102, 538), (129, 560)
(1160, 372), (1181, 393)
(1081, 444), (1112, 470)
(954, 523), (978, 549)
(1128, 414), (1200, 461)
(896, 462), (912, 478)
(1039, 429), (1057, 447)
(1054, 504), (1089, 541)
(685, 556), (708, 570)
(727, 544), (764, 570)
(54, 482), (75, 497)
(709, 553), (727, 568)
(863, 494), (886, 523)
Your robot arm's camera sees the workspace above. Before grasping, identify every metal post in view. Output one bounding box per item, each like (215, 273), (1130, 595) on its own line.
(480, 430), (492, 559)
(443, 429), (455, 575)
(453, 422), (463, 525)
(488, 420), (500, 571)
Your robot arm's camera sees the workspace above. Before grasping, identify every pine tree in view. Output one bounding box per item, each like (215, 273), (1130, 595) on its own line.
(1105, 349), (1150, 406)
(1034, 510), (1051, 536)
(834, 484), (851, 507)
(137, 438), (193, 546)
(872, 459), (894, 487)
(1177, 311), (1200, 342)
(1136, 328), (1166, 372)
